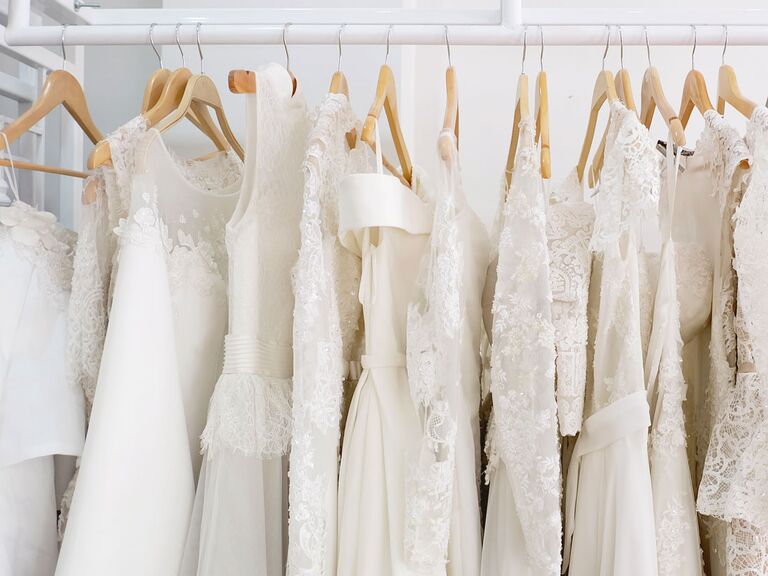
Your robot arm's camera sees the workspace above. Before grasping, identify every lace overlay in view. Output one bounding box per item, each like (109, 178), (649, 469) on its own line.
(486, 119), (561, 575)
(546, 170), (595, 435)
(288, 93), (368, 576)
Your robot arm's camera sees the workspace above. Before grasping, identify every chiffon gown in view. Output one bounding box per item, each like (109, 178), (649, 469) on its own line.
(56, 126), (242, 576)
(335, 126), (433, 576)
(181, 63), (309, 576)
(0, 189), (84, 576)
(563, 102), (659, 576)
(481, 117), (561, 576)
(404, 130), (486, 575)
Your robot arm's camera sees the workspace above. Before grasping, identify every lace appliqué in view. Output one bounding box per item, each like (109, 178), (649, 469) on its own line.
(655, 497), (694, 576)
(487, 119), (561, 575)
(288, 93), (367, 576)
(546, 171), (594, 436)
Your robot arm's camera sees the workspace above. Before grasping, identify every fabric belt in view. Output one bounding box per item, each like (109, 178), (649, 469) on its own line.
(361, 353), (407, 370)
(562, 390), (651, 573)
(222, 334), (293, 378)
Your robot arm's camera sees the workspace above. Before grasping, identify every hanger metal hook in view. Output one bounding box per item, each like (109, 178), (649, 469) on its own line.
(283, 23), (292, 74)
(521, 25), (528, 75)
(337, 24), (345, 71)
(60, 24), (67, 68)
(643, 25), (652, 67)
(195, 22), (204, 74)
(618, 25), (625, 68)
(602, 25), (611, 71)
(149, 23), (162, 68)
(444, 25), (452, 68)
(175, 23), (185, 68)
(385, 25), (392, 64)
(691, 25), (697, 70)
(722, 25), (728, 65)
(539, 25), (544, 71)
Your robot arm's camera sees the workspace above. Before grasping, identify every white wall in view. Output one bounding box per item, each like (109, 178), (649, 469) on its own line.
(85, 0), (768, 226)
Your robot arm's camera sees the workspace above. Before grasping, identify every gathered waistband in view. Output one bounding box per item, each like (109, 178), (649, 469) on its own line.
(361, 353), (407, 370)
(222, 334), (293, 378)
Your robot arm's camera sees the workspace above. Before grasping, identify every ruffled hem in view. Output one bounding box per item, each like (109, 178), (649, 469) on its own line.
(201, 372), (292, 458)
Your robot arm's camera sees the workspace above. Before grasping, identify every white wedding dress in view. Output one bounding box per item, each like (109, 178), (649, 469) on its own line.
(0, 192), (85, 576)
(56, 126), (241, 576)
(481, 118), (561, 576)
(698, 106), (768, 575)
(563, 102), (659, 576)
(181, 63), (309, 576)
(336, 126), (433, 576)
(288, 92), (369, 576)
(404, 130), (487, 575)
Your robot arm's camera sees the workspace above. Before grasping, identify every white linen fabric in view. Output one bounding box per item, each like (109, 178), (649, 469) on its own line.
(288, 92), (368, 576)
(0, 198), (84, 576)
(563, 102), (659, 576)
(546, 169), (595, 437)
(404, 130), (487, 575)
(481, 117), (561, 576)
(56, 125), (241, 576)
(182, 63), (309, 576)
(644, 142), (703, 576)
(335, 125), (434, 576)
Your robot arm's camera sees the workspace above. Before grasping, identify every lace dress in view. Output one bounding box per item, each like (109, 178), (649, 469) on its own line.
(181, 63), (309, 576)
(55, 127), (241, 576)
(563, 102), (659, 576)
(481, 118), (561, 576)
(287, 92), (369, 576)
(404, 131), (487, 575)
(546, 169), (594, 437)
(0, 199), (84, 576)
(644, 144), (703, 576)
(698, 106), (768, 576)
(335, 126), (434, 576)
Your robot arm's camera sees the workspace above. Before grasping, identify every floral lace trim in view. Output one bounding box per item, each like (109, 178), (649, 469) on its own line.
(201, 372), (292, 457)
(288, 93), (367, 576)
(487, 118), (561, 575)
(727, 519), (768, 576)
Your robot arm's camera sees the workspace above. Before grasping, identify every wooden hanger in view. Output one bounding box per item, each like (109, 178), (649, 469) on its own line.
(640, 67), (686, 147)
(717, 27), (757, 119)
(679, 69), (714, 128)
(534, 29), (551, 180)
(576, 69), (619, 184)
(0, 69), (102, 179)
(504, 73), (530, 189)
(438, 27), (460, 162)
(361, 60), (413, 186)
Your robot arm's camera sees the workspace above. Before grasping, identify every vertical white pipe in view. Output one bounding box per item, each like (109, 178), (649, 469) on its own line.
(501, 0), (521, 28)
(7, 0), (31, 37)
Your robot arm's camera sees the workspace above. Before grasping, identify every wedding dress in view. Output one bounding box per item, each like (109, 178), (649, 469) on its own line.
(56, 125), (241, 576)
(181, 63), (309, 576)
(0, 188), (84, 575)
(698, 106), (768, 576)
(405, 130), (487, 575)
(481, 118), (561, 576)
(335, 125), (433, 576)
(644, 144), (703, 576)
(563, 102), (659, 576)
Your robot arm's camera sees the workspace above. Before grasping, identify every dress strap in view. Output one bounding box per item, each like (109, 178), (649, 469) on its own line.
(374, 121), (384, 175)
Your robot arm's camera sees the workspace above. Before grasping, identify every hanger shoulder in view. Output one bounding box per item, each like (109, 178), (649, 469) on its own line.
(615, 68), (636, 113)
(328, 71), (358, 150)
(504, 73), (530, 189)
(535, 70), (551, 180)
(717, 64), (757, 118)
(640, 66), (685, 146)
(439, 66), (459, 161)
(228, 69), (256, 94)
(142, 68), (172, 113)
(577, 70), (617, 183)
(679, 69), (714, 129)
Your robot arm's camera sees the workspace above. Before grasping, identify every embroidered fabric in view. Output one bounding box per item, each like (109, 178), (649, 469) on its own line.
(287, 92), (368, 576)
(485, 118), (561, 575)
(546, 169), (595, 436)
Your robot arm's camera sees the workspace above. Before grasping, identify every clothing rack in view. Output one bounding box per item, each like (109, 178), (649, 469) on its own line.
(6, 0), (768, 47)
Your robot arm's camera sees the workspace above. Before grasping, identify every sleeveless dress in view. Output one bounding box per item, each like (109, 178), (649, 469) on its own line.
(336, 125), (433, 576)
(644, 142), (703, 576)
(0, 192), (84, 576)
(404, 130), (486, 575)
(481, 117), (561, 576)
(181, 63), (309, 576)
(288, 92), (369, 576)
(56, 126), (241, 576)
(563, 102), (659, 576)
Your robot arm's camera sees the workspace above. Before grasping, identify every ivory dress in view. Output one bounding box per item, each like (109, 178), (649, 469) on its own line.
(405, 130), (487, 575)
(288, 92), (368, 576)
(182, 63), (309, 576)
(56, 127), (241, 576)
(699, 106), (768, 575)
(0, 196), (84, 576)
(336, 126), (433, 576)
(563, 102), (659, 576)
(481, 118), (561, 576)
